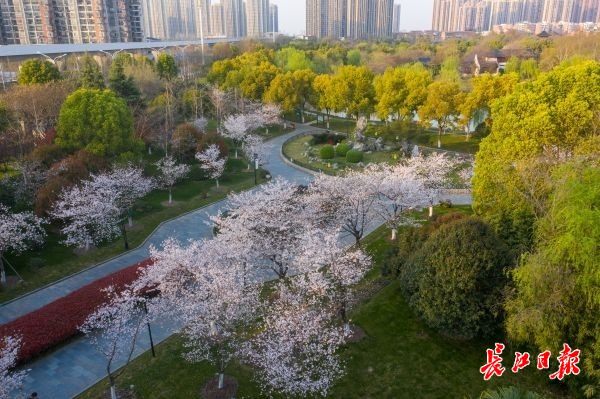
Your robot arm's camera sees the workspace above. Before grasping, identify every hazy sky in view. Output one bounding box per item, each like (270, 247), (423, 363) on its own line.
(271, 0), (435, 36)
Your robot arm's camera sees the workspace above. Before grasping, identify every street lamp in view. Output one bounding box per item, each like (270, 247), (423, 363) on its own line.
(142, 300), (156, 358)
(253, 153), (259, 185)
(98, 48), (124, 60)
(36, 51), (67, 65)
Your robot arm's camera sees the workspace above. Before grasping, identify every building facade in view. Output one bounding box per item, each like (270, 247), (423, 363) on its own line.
(432, 0), (600, 33)
(306, 0), (394, 39)
(392, 3), (401, 33)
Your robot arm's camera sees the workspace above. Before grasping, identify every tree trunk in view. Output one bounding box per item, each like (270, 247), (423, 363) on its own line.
(438, 126), (443, 148)
(429, 206), (433, 218)
(218, 372), (224, 389)
(128, 215), (133, 227)
(0, 255), (6, 285)
(235, 148), (238, 159)
(215, 179), (219, 188)
(148, 146), (152, 155)
(121, 224), (129, 250)
(168, 188), (172, 204)
(109, 372), (118, 399)
(391, 228), (397, 240)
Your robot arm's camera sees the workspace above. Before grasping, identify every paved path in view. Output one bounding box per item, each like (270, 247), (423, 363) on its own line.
(7, 124), (471, 398)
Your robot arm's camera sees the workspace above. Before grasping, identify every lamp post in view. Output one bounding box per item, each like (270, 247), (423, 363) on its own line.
(36, 51), (67, 65)
(253, 153), (258, 185)
(142, 300), (156, 357)
(98, 49), (124, 60)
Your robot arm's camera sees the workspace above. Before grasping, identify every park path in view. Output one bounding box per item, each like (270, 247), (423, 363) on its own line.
(8, 124), (471, 398)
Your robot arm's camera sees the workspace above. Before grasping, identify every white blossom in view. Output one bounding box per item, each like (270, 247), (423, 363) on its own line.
(196, 144), (226, 188)
(0, 336), (27, 399)
(307, 170), (379, 243)
(243, 273), (347, 397)
(80, 286), (145, 399)
(211, 178), (313, 279)
(50, 166), (154, 249)
(0, 204), (45, 284)
(155, 156), (191, 203)
(140, 238), (259, 389)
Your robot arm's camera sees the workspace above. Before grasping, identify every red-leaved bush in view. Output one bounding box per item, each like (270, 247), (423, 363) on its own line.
(0, 259), (153, 363)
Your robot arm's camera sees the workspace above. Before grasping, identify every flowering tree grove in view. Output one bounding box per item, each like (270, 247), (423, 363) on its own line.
(196, 144), (226, 188)
(0, 205), (45, 285)
(155, 155), (191, 203)
(0, 336), (27, 399)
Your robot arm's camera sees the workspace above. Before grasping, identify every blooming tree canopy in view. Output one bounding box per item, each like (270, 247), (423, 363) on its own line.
(92, 165), (155, 226)
(80, 285), (145, 399)
(307, 170), (379, 243)
(243, 272), (348, 397)
(0, 336), (27, 399)
(196, 144), (226, 188)
(212, 179), (313, 279)
(140, 238), (259, 390)
(155, 155), (191, 203)
(51, 166), (154, 249)
(0, 205), (45, 284)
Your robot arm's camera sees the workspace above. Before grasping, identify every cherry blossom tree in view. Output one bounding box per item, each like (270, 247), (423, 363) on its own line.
(0, 204), (45, 285)
(243, 272), (348, 397)
(211, 179), (313, 279)
(140, 238), (258, 391)
(80, 286), (146, 399)
(0, 336), (27, 399)
(155, 155), (191, 203)
(307, 171), (379, 244)
(241, 134), (266, 169)
(410, 153), (461, 217)
(50, 180), (121, 250)
(222, 114), (248, 159)
(92, 165), (155, 227)
(51, 166), (154, 250)
(299, 231), (372, 327)
(196, 144), (226, 188)
(371, 164), (426, 239)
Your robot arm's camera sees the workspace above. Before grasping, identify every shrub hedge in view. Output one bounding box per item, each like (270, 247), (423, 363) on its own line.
(335, 143), (351, 157)
(319, 145), (335, 159)
(346, 149), (364, 163)
(0, 259), (153, 363)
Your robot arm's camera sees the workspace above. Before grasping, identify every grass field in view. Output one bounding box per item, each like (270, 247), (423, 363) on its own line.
(1, 157), (264, 303)
(413, 132), (481, 154)
(77, 209), (570, 399)
(282, 134), (398, 175)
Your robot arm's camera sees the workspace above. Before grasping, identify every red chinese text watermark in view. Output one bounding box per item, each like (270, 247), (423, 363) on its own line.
(480, 343), (581, 381)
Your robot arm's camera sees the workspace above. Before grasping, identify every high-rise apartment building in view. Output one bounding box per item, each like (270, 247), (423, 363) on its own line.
(432, 0), (599, 33)
(210, 2), (225, 36)
(246, 0), (270, 38)
(0, 0), (142, 44)
(306, 0), (394, 39)
(268, 4), (278, 33)
(392, 3), (401, 33)
(222, 0), (246, 38)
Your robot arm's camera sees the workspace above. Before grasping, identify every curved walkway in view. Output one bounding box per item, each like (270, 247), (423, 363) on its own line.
(9, 124), (471, 398)
(8, 125), (316, 399)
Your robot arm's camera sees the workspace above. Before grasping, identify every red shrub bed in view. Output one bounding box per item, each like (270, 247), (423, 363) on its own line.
(0, 259), (153, 363)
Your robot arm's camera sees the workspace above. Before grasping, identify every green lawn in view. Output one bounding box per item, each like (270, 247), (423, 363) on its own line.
(77, 207), (570, 399)
(282, 134), (399, 175)
(1, 158), (264, 303)
(414, 132), (481, 154)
